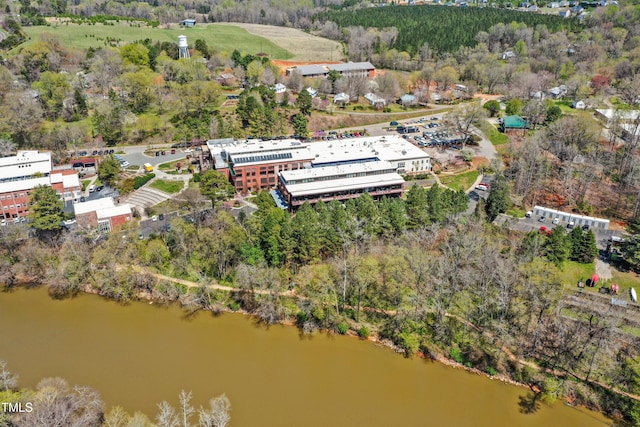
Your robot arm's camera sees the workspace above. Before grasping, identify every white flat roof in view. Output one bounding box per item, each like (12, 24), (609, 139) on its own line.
(0, 151), (50, 168)
(286, 172), (405, 197)
(280, 160), (396, 183)
(74, 198), (115, 215)
(208, 136), (429, 168)
(61, 173), (80, 188)
(0, 177), (50, 194)
(597, 109), (640, 121)
(97, 204), (131, 219)
(533, 205), (609, 224)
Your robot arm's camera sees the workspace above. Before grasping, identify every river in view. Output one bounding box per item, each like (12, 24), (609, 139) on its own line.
(0, 287), (613, 426)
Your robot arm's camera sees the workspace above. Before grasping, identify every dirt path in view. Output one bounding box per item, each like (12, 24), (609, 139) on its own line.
(595, 259), (613, 281)
(140, 267), (640, 402)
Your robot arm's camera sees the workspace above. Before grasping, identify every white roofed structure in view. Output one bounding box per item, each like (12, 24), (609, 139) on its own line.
(276, 161), (404, 209)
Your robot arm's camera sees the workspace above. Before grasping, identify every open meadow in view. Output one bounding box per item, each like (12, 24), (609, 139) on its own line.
(223, 22), (344, 62)
(15, 20), (294, 59)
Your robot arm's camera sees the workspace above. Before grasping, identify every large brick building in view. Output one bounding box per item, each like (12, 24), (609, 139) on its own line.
(275, 161), (405, 210)
(207, 135), (431, 202)
(0, 151), (82, 220)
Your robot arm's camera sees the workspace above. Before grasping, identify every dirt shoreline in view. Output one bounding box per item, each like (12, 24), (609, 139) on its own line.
(36, 281), (612, 422)
(75, 283), (538, 392)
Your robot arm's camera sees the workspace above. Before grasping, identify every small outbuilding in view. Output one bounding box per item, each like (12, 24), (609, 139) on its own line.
(179, 19), (197, 27)
(364, 92), (386, 109)
(399, 94), (417, 106)
(333, 92), (350, 105)
(572, 100), (586, 110)
(499, 115), (529, 132)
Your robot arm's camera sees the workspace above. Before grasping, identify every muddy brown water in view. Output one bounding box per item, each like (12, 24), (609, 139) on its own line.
(0, 287), (613, 426)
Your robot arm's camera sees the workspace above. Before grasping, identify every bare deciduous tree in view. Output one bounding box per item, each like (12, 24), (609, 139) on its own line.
(198, 394), (231, 427)
(0, 360), (18, 391)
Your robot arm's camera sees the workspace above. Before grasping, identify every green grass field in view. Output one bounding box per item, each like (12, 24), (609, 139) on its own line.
(479, 120), (508, 146)
(558, 260), (595, 287)
(16, 22), (293, 59)
(506, 207), (526, 218)
(157, 159), (187, 170)
(439, 170), (479, 192)
(150, 179), (184, 194)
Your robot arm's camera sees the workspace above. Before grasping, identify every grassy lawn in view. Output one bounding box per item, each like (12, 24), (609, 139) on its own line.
(150, 179), (184, 194)
(17, 22), (293, 59)
(479, 120), (508, 146)
(554, 100), (574, 113)
(506, 207), (526, 218)
(609, 268), (640, 297)
(82, 179), (91, 191)
(558, 260), (595, 287)
(439, 170), (479, 191)
(559, 261), (640, 301)
(158, 159), (187, 170)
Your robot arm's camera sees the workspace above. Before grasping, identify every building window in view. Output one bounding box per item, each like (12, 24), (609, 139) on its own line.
(398, 162), (405, 168)
(15, 204), (20, 208)
(9, 205), (13, 209)
(19, 193), (24, 198)
(0, 196), (4, 200)
(6, 195), (11, 199)
(2, 206), (6, 210)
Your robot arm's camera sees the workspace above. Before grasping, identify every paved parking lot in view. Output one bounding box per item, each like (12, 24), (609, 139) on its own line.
(495, 213), (617, 249)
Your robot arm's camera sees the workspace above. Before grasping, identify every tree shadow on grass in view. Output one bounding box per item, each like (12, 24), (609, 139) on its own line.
(518, 391), (542, 414)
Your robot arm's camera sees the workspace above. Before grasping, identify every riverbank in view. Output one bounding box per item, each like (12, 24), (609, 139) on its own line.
(67, 277), (604, 410)
(0, 285), (613, 426)
(9, 261), (633, 425)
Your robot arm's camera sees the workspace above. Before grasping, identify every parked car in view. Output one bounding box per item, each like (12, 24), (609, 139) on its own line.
(0, 219), (6, 226)
(567, 221), (575, 229)
(159, 213), (165, 221)
(582, 224), (590, 231)
(538, 216), (546, 222)
(88, 185), (96, 193)
(151, 215), (158, 222)
(475, 184), (488, 191)
(552, 218), (560, 225)
(120, 161), (130, 167)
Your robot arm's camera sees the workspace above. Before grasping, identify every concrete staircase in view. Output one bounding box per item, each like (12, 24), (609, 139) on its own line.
(122, 187), (175, 217)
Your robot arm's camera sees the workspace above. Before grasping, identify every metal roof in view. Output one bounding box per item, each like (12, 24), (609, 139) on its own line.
(327, 62), (375, 72)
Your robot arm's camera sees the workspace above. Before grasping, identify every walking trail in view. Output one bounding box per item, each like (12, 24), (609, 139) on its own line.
(134, 266), (640, 402)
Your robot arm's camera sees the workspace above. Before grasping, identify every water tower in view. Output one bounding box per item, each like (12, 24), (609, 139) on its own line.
(178, 35), (190, 59)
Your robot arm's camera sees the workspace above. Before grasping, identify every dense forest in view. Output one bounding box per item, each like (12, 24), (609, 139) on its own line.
(318, 5), (582, 54)
(2, 181), (639, 425)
